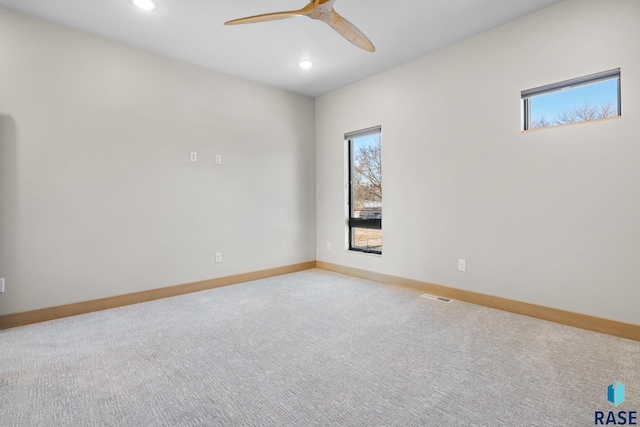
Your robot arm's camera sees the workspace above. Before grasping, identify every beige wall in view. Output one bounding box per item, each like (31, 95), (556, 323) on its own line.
(316, 0), (640, 325)
(2, 0), (639, 326)
(0, 8), (316, 315)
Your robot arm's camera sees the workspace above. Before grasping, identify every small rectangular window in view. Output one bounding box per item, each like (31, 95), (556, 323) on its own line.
(346, 126), (382, 254)
(522, 69), (620, 130)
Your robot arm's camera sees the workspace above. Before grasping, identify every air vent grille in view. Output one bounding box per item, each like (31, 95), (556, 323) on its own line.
(420, 294), (453, 303)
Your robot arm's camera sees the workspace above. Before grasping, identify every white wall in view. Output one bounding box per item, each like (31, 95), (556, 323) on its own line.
(316, 0), (640, 325)
(0, 8), (316, 315)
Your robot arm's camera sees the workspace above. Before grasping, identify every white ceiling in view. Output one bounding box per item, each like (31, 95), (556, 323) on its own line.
(0, 0), (563, 98)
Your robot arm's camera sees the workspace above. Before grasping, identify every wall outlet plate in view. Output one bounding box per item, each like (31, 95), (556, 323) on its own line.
(458, 259), (466, 272)
(215, 252), (223, 263)
(0, 278), (5, 293)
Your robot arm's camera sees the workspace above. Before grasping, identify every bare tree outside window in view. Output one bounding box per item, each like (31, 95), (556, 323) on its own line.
(352, 136), (381, 213)
(531, 100), (617, 128)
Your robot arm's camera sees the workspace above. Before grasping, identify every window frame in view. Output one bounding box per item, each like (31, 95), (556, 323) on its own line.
(346, 126), (382, 255)
(522, 68), (621, 131)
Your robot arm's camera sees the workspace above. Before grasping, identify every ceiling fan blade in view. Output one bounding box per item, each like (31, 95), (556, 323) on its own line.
(225, 11), (303, 25)
(225, 1), (320, 26)
(330, 11), (375, 52)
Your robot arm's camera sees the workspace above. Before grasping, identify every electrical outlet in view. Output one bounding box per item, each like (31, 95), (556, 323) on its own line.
(327, 242), (332, 251)
(0, 278), (5, 293)
(215, 252), (223, 263)
(458, 259), (466, 272)
(190, 151), (198, 163)
(215, 154), (222, 165)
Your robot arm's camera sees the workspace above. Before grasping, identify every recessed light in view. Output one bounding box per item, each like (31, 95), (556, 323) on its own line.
(131, 0), (157, 11)
(298, 60), (314, 69)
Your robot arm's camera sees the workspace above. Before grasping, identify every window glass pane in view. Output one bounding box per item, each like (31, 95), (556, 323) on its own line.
(351, 228), (382, 253)
(351, 134), (382, 220)
(527, 77), (619, 129)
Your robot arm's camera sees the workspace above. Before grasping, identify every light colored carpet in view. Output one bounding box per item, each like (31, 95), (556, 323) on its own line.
(1, 269), (638, 426)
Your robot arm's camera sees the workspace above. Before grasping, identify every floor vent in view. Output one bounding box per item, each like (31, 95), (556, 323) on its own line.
(420, 294), (453, 303)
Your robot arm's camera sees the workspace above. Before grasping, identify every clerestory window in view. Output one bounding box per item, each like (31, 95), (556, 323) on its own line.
(522, 69), (621, 130)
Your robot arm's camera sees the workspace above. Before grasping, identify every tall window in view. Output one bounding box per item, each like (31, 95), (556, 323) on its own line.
(522, 69), (621, 130)
(347, 127), (382, 254)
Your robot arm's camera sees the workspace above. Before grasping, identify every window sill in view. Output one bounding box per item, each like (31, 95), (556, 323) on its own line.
(348, 249), (382, 257)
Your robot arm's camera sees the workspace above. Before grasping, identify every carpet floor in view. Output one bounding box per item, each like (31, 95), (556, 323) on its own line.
(1, 269), (639, 426)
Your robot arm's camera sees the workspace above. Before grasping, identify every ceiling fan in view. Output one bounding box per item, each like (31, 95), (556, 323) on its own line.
(225, 0), (375, 52)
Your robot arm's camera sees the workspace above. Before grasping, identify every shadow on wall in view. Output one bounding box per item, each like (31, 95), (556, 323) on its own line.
(0, 114), (17, 316)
